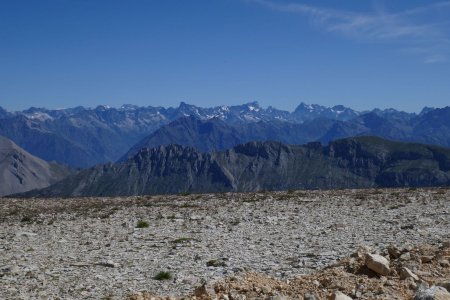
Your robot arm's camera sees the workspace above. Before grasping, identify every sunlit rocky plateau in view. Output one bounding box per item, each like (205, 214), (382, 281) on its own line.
(1, 188), (449, 299)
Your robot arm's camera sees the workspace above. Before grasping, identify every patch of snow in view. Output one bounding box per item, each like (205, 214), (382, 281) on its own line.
(120, 105), (138, 111)
(243, 114), (260, 121)
(25, 112), (54, 121)
(248, 105), (260, 112)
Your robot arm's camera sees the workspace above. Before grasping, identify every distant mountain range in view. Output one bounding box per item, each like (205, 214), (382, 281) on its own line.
(0, 102), (362, 167)
(0, 105), (169, 167)
(121, 107), (450, 161)
(0, 136), (72, 196)
(22, 136), (450, 197)
(0, 102), (448, 168)
(119, 116), (336, 161)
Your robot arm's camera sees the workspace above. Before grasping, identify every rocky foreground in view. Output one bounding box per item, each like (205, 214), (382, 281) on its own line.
(1, 188), (449, 299)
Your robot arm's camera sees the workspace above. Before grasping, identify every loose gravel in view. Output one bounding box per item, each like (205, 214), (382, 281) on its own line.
(0, 188), (449, 299)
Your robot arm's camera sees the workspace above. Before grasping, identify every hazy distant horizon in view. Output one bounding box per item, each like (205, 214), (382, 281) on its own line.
(0, 99), (444, 114)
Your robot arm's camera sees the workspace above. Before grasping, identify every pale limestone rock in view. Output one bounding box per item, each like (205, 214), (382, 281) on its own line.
(439, 259), (450, 268)
(16, 231), (38, 237)
(328, 291), (353, 300)
(352, 245), (371, 258)
(304, 293), (318, 300)
(366, 253), (390, 276)
(414, 286), (450, 300)
(421, 256), (434, 263)
(272, 295), (289, 300)
(400, 267), (419, 281)
(400, 252), (411, 261)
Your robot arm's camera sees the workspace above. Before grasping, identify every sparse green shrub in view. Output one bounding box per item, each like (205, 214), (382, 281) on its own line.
(136, 220), (149, 228)
(206, 259), (227, 267)
(171, 237), (193, 244)
(355, 194), (366, 200)
(180, 202), (200, 208)
(370, 189), (383, 195)
(229, 220), (240, 226)
(154, 271), (172, 280)
(21, 216), (32, 223)
(9, 209), (20, 216)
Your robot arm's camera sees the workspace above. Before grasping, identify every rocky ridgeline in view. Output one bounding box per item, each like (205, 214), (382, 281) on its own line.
(0, 188), (449, 299)
(25, 137), (450, 197)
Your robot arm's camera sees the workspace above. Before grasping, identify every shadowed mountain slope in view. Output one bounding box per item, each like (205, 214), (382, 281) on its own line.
(119, 116), (337, 161)
(24, 136), (450, 197)
(120, 106), (450, 162)
(0, 136), (72, 196)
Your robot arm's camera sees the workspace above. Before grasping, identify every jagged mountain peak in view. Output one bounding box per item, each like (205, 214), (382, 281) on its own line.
(94, 105), (112, 111)
(178, 101), (196, 109)
(1, 102), (449, 168)
(242, 101), (261, 110)
(419, 106), (436, 116)
(294, 102), (322, 112)
(119, 104), (139, 111)
(0, 106), (10, 118)
(331, 104), (346, 111)
(293, 102), (360, 122)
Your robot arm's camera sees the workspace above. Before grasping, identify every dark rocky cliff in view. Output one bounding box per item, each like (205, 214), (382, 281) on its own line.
(23, 136), (450, 197)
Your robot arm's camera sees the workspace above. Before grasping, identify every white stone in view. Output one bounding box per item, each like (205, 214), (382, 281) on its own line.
(366, 253), (390, 276)
(329, 291), (353, 300)
(414, 286), (450, 300)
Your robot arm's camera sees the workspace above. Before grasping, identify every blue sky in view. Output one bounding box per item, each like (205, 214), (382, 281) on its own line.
(1, 0), (449, 112)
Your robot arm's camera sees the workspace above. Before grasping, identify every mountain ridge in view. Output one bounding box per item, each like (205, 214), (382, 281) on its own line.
(1, 102), (449, 168)
(119, 116), (338, 161)
(121, 107), (450, 161)
(21, 136), (450, 197)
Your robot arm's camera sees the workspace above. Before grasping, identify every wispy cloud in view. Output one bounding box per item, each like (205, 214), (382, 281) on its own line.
(248, 0), (450, 63)
(425, 55), (448, 64)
